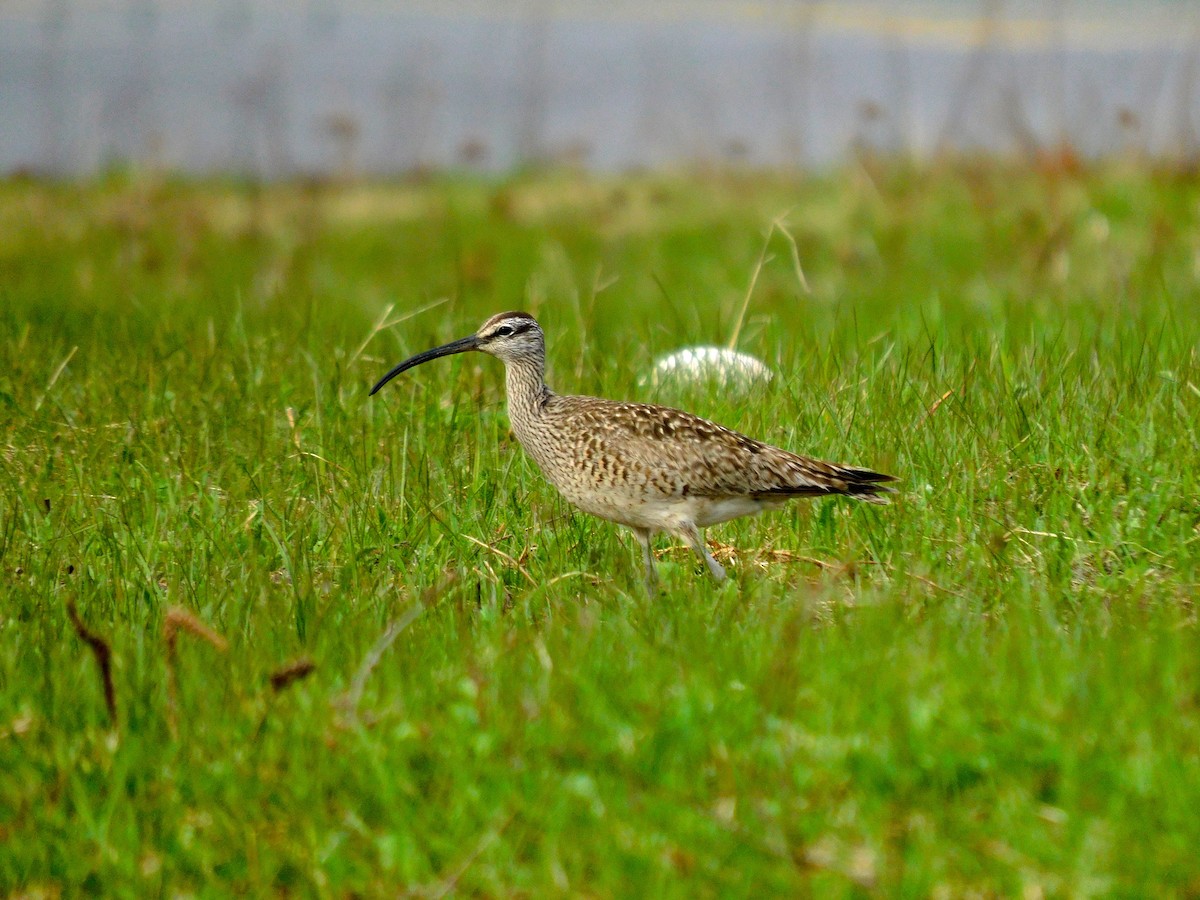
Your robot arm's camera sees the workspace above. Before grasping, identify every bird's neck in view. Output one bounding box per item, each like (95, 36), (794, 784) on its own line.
(503, 358), (551, 427)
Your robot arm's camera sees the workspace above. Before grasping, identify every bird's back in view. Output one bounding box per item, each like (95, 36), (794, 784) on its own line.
(510, 393), (893, 528)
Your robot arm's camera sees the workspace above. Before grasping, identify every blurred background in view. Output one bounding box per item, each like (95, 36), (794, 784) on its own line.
(3, 0), (1198, 177)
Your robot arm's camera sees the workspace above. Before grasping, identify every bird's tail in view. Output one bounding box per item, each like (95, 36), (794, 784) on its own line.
(837, 466), (898, 505)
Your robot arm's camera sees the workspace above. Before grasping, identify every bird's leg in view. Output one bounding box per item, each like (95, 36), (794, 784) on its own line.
(631, 527), (659, 594)
(680, 523), (726, 582)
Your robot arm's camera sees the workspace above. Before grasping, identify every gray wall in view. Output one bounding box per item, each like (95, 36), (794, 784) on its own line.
(2, 0), (1197, 175)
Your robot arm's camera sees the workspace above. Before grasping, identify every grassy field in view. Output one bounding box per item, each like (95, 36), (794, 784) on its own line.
(1, 163), (1199, 896)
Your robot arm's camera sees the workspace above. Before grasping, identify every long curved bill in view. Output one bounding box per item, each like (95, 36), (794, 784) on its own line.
(370, 334), (479, 395)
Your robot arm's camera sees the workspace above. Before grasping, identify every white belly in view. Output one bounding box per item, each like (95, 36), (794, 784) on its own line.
(565, 490), (785, 534)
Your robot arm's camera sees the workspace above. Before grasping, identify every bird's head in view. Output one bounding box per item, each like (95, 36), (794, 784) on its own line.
(370, 311), (544, 395)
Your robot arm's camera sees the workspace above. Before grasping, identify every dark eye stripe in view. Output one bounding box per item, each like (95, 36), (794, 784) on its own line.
(494, 321), (532, 338)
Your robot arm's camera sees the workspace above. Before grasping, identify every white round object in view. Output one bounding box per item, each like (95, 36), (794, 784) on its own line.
(644, 346), (774, 392)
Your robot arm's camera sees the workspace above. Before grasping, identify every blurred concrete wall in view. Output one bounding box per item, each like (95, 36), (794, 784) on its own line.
(1, 0), (1197, 175)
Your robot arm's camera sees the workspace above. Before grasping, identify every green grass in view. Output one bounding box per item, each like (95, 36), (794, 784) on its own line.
(1, 163), (1198, 896)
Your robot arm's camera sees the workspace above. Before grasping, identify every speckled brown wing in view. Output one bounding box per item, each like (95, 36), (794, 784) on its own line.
(545, 395), (895, 503)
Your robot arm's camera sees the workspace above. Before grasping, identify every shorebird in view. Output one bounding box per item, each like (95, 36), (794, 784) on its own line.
(371, 311), (895, 589)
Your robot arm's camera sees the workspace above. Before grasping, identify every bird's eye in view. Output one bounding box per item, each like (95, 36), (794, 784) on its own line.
(495, 325), (514, 338)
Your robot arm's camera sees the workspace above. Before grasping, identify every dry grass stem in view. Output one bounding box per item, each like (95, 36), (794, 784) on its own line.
(163, 606), (228, 736)
(422, 813), (515, 900)
(351, 296), (451, 366)
(66, 599), (116, 725)
(918, 360), (976, 429)
(336, 604), (424, 718)
(164, 606), (229, 652)
(462, 534), (538, 586)
(269, 658), (317, 693)
(728, 212), (809, 350)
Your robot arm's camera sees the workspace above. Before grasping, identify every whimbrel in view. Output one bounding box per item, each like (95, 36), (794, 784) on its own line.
(371, 312), (895, 589)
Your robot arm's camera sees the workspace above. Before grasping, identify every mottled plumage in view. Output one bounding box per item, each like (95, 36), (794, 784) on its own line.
(372, 311), (895, 588)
